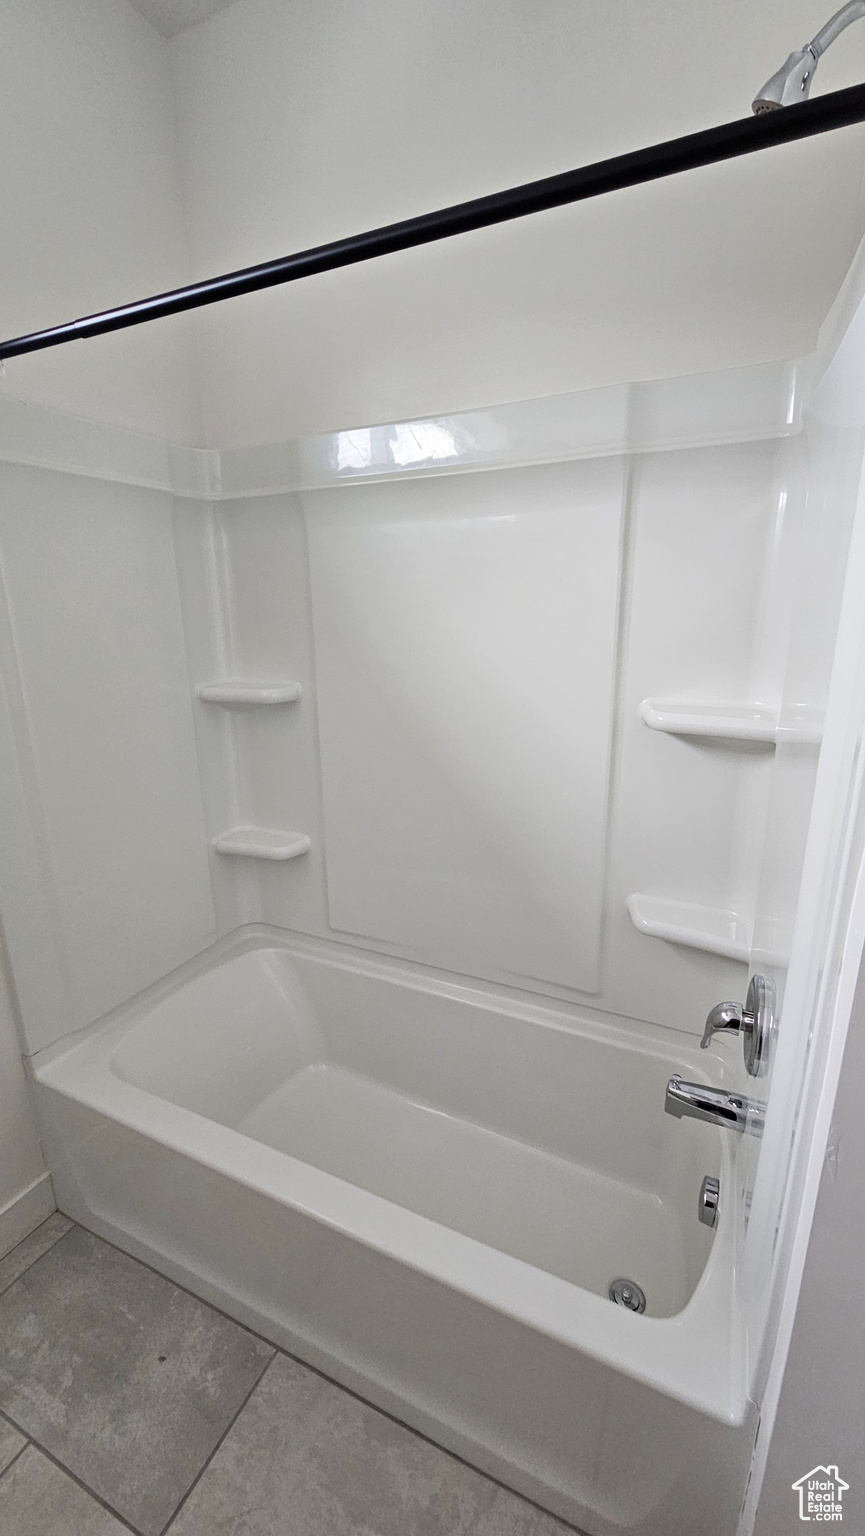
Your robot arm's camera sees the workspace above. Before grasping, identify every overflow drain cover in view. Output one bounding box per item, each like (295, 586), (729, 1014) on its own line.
(609, 1278), (646, 1313)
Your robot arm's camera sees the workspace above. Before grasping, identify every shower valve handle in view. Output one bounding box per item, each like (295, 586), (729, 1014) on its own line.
(700, 974), (776, 1078)
(701, 1001), (748, 1047)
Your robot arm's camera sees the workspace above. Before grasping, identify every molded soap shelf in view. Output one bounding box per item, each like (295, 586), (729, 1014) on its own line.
(197, 679), (302, 706)
(213, 827), (311, 861)
(640, 698), (823, 745)
(639, 698), (778, 742)
(627, 893), (751, 962)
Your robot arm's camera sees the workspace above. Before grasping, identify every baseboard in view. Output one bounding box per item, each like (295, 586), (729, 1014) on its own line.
(0, 1172), (56, 1259)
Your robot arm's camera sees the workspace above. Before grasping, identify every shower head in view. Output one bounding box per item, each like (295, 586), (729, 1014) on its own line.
(752, 47), (819, 113)
(753, 1), (865, 114)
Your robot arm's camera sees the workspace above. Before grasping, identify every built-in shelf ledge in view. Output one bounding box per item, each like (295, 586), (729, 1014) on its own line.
(627, 893), (751, 962)
(639, 698), (823, 745)
(640, 698), (778, 742)
(213, 827), (311, 861)
(197, 680), (303, 707)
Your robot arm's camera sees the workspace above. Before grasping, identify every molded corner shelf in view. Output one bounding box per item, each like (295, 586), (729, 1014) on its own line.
(197, 680), (302, 707)
(627, 893), (751, 962)
(639, 699), (823, 745)
(639, 698), (779, 743)
(212, 827), (311, 861)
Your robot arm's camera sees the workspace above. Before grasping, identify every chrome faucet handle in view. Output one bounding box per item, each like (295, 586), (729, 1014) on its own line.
(701, 1002), (746, 1050)
(701, 974), (776, 1078)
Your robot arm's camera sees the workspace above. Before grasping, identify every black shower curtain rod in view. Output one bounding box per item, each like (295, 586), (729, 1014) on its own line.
(3, 81), (865, 363)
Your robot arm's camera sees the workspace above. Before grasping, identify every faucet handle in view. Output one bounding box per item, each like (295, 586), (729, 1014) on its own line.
(701, 1002), (745, 1050)
(701, 975), (776, 1078)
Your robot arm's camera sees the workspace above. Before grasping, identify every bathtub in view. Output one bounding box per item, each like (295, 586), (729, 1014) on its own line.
(33, 928), (755, 1536)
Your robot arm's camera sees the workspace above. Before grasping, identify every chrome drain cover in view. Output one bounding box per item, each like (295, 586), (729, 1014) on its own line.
(609, 1278), (646, 1313)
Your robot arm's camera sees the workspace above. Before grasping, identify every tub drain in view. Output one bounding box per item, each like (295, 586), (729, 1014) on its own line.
(609, 1278), (646, 1313)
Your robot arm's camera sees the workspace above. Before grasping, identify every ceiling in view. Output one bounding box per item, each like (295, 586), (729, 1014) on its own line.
(127, 0), (242, 38)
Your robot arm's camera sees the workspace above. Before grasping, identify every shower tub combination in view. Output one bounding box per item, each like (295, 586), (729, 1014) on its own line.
(36, 928), (750, 1536)
(12, 318), (865, 1536)
(14, 291), (865, 1535)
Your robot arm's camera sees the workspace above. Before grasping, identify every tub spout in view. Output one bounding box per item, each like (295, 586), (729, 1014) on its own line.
(665, 1076), (765, 1136)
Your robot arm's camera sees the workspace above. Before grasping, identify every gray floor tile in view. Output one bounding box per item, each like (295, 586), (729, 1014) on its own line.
(0, 1419), (26, 1476)
(167, 1351), (567, 1536)
(471, 1488), (576, 1535)
(0, 1225), (273, 1536)
(0, 1444), (128, 1534)
(0, 1212), (73, 1296)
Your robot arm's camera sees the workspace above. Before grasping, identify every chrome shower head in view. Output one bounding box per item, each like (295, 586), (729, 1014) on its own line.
(753, 2), (865, 114)
(752, 47), (819, 113)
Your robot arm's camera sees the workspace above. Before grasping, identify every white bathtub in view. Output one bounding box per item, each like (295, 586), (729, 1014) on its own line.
(33, 929), (755, 1536)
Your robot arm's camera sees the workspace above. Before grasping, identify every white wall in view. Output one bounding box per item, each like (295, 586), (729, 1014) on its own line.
(0, 0), (199, 442)
(0, 0), (216, 1238)
(751, 957), (865, 1534)
(0, 457), (217, 1058)
(169, 0), (865, 448)
(0, 953), (51, 1256)
(0, 0), (206, 1246)
(3, 1), (865, 451)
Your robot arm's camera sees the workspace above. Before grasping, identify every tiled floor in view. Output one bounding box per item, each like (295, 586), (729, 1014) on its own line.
(0, 1216), (577, 1536)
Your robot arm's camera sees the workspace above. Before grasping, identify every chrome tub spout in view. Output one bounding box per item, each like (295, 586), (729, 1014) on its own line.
(665, 1076), (766, 1136)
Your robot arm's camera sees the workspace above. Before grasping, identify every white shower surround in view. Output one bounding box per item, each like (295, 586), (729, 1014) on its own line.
(0, 355), (806, 1059)
(3, 247), (865, 1535)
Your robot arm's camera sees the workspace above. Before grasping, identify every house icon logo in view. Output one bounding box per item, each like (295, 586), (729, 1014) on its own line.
(791, 1466), (850, 1521)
